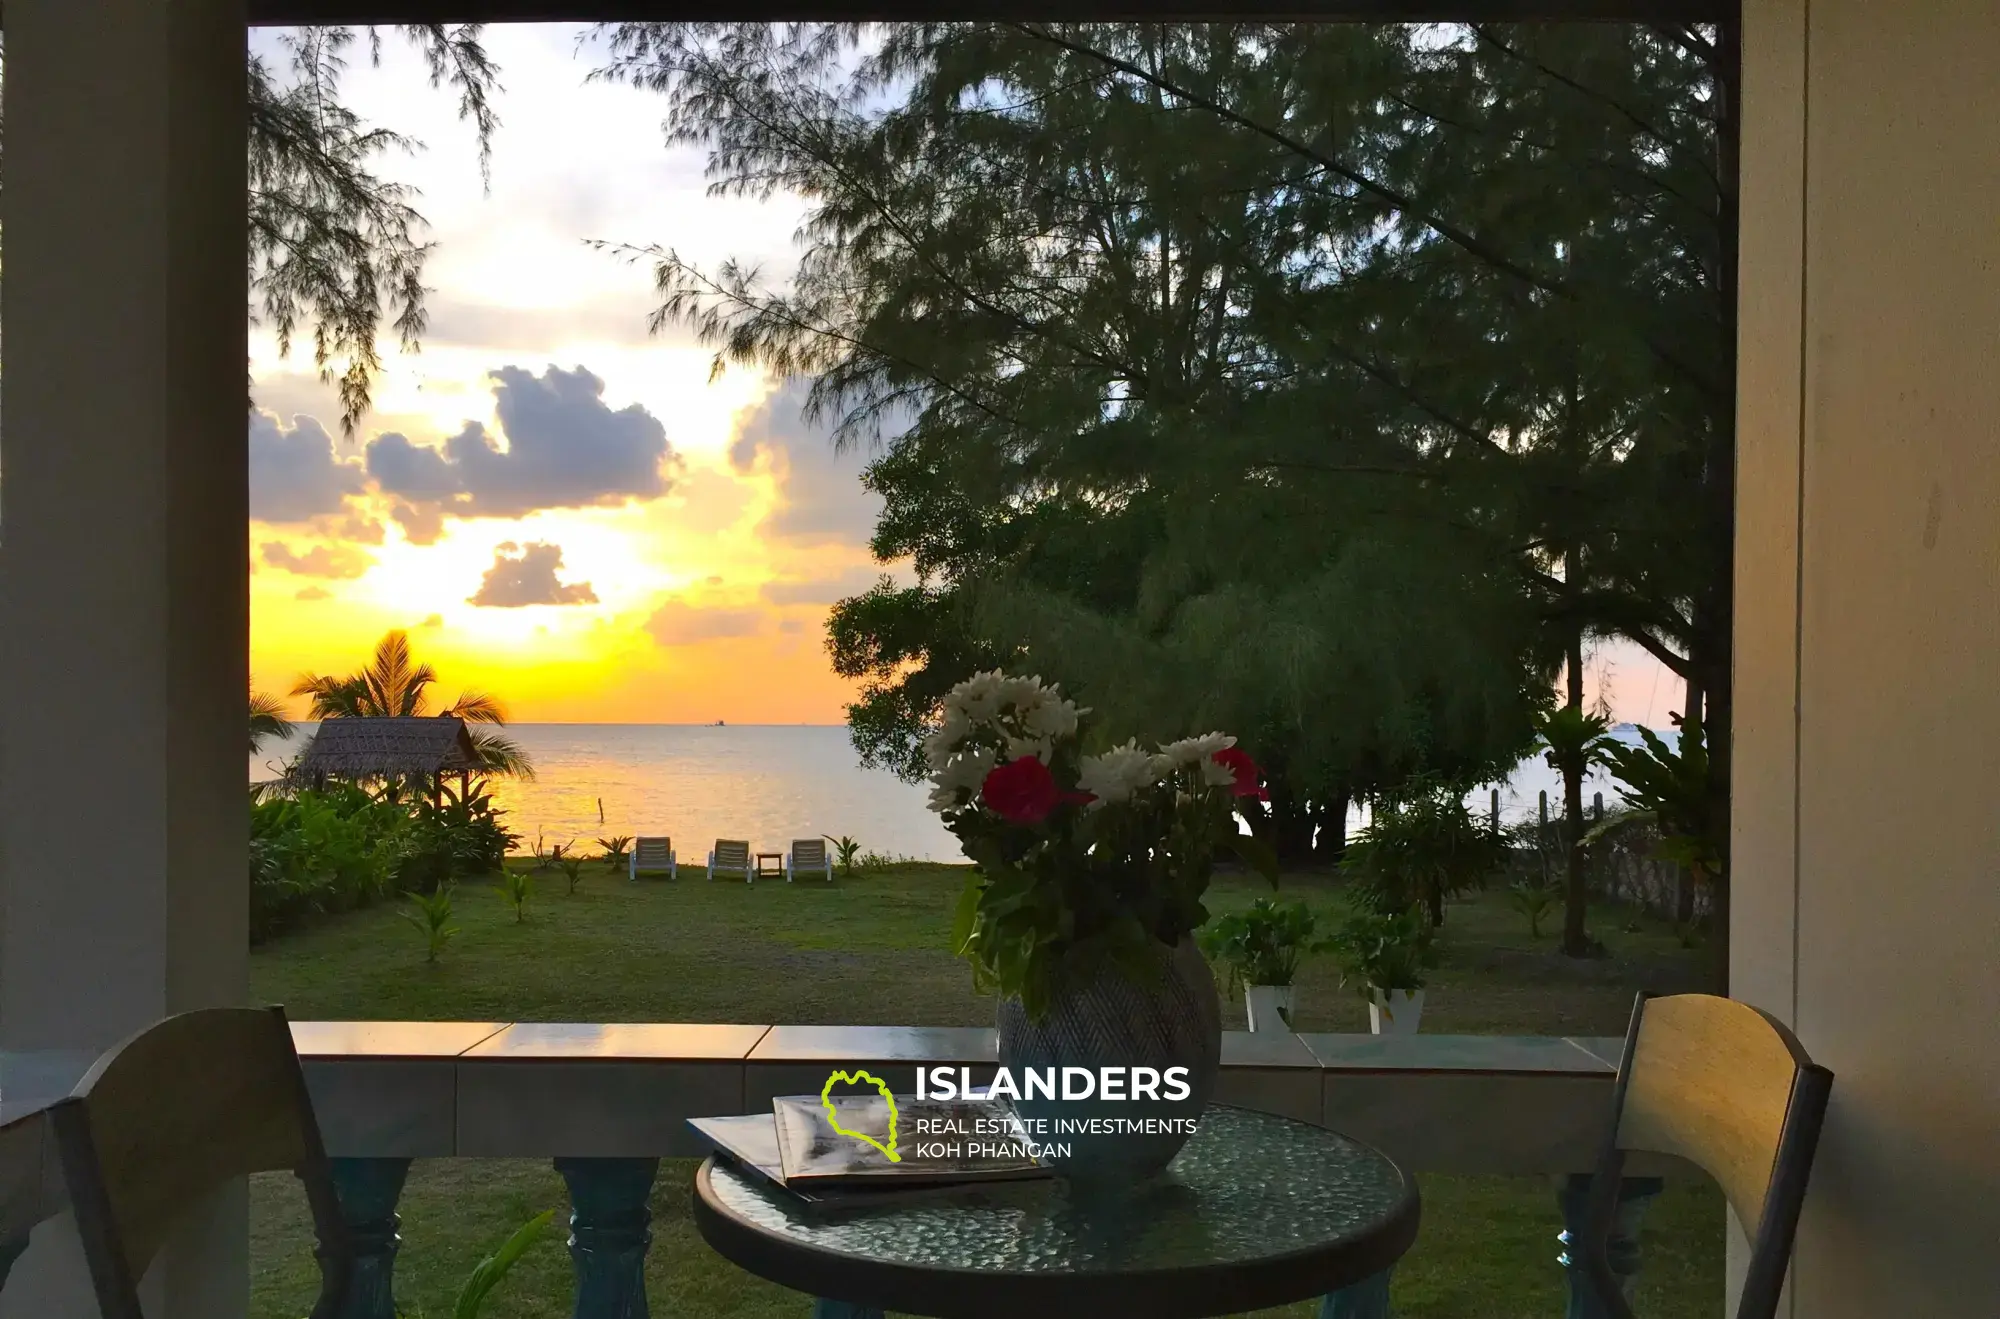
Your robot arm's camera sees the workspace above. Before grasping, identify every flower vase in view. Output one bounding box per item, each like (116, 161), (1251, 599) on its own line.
(1243, 983), (1294, 1033)
(1368, 987), (1425, 1035)
(997, 937), (1221, 1188)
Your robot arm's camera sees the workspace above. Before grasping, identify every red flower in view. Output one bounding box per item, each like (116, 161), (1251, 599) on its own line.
(981, 756), (1065, 824)
(1212, 746), (1270, 800)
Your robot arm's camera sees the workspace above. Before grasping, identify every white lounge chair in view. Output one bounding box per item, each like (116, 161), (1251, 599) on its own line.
(787, 838), (832, 882)
(708, 838), (753, 883)
(629, 836), (677, 881)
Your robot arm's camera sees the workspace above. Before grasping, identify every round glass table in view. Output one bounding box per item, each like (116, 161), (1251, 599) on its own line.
(692, 1104), (1420, 1319)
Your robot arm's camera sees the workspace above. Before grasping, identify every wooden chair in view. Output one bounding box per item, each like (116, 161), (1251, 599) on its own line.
(707, 838), (753, 883)
(1579, 991), (1834, 1319)
(786, 838), (832, 882)
(628, 835), (678, 881)
(48, 1006), (351, 1319)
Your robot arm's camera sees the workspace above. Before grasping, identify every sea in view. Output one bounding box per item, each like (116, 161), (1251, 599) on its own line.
(250, 722), (1671, 861)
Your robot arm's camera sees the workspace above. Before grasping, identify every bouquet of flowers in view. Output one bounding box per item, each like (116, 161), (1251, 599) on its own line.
(925, 670), (1278, 1018)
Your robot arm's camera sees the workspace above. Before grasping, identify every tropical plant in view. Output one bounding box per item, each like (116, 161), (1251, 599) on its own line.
(1597, 707), (1725, 987)
(1342, 780), (1504, 927)
(495, 866), (534, 924)
(291, 630), (535, 780)
(824, 834), (862, 879)
(597, 835), (634, 868)
(1534, 705), (1615, 956)
(927, 671), (1278, 1019)
(1506, 879), (1558, 939)
(362, 1208), (554, 1319)
(249, 692), (295, 756)
(1329, 906), (1440, 997)
(554, 845), (589, 896)
(249, 783), (411, 941)
(400, 780), (516, 893)
(1199, 899), (1325, 995)
(399, 884), (459, 962)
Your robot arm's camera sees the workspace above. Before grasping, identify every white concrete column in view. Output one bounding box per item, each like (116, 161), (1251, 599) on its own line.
(1734, 0), (2000, 1314)
(0, 1), (249, 1316)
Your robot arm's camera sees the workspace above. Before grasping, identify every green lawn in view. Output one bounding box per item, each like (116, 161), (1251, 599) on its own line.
(247, 863), (1721, 1318)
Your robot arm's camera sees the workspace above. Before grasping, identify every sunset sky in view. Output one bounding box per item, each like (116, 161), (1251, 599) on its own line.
(248, 24), (891, 723)
(247, 23), (1680, 728)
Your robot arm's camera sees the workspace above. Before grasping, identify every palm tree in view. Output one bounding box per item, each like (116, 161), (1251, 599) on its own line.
(292, 630), (535, 779)
(1533, 705), (1614, 957)
(248, 692), (295, 756)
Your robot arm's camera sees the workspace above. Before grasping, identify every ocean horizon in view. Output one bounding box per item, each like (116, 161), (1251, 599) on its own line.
(253, 720), (1669, 860)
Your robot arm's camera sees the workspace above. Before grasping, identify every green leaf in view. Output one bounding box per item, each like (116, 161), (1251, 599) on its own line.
(452, 1209), (554, 1319)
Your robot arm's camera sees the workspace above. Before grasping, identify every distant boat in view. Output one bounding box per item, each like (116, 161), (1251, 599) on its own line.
(715, 719), (726, 727)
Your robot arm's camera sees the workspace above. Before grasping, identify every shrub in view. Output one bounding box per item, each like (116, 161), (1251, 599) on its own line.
(1342, 778), (1503, 925)
(1200, 898), (1325, 994)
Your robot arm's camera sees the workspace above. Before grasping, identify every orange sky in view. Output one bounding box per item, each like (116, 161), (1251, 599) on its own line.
(248, 27), (891, 724)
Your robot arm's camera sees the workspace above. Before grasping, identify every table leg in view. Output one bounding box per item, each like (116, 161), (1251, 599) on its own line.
(325, 1156), (413, 1319)
(555, 1155), (660, 1319)
(1319, 1267), (1393, 1318)
(812, 1301), (886, 1319)
(1557, 1173), (1664, 1319)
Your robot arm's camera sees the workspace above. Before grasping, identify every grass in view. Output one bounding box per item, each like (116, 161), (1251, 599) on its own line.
(248, 862), (1721, 1318)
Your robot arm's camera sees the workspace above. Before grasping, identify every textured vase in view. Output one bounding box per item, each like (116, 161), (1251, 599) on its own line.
(996, 937), (1222, 1187)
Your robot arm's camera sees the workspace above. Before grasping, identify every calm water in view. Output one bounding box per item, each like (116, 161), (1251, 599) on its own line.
(251, 724), (963, 862)
(250, 721), (1672, 859)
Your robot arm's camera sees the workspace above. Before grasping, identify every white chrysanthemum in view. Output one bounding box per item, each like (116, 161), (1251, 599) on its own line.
(1004, 735), (1054, 764)
(921, 706), (974, 771)
(1159, 732), (1235, 766)
(948, 670), (1010, 724)
(926, 746), (998, 813)
(1020, 691), (1083, 740)
(1077, 740), (1163, 806)
(1199, 756), (1238, 788)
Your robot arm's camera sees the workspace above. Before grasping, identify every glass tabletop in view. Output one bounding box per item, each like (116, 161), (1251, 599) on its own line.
(701, 1104), (1414, 1278)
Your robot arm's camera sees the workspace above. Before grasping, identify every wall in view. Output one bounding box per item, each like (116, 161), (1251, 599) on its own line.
(1734, 1), (2000, 1314)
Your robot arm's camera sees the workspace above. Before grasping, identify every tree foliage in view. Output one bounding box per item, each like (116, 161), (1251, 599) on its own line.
(595, 21), (1731, 873)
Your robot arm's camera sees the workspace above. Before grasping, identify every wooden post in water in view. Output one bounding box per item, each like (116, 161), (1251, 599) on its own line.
(1490, 788), (1501, 838)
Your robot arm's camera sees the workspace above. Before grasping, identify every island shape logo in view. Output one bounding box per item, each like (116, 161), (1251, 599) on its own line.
(821, 1069), (901, 1162)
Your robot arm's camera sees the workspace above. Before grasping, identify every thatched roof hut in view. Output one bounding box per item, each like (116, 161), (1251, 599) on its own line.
(287, 715), (480, 785)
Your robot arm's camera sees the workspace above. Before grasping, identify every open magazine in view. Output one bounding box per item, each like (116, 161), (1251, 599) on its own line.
(689, 1093), (1048, 1206)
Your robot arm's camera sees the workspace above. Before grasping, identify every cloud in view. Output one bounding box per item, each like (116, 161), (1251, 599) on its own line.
(727, 380), (883, 549)
(421, 294), (661, 353)
(760, 566), (885, 607)
(645, 599), (764, 646)
(295, 586), (332, 602)
(468, 541), (601, 607)
(368, 365), (676, 534)
(261, 541), (374, 579)
(249, 411), (367, 523)
(392, 501), (447, 546)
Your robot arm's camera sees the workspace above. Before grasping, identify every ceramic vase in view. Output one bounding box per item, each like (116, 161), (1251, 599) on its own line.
(996, 937), (1221, 1186)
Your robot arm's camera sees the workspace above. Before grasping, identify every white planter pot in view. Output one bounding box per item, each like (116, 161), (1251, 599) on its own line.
(1368, 987), (1425, 1035)
(1244, 983), (1295, 1033)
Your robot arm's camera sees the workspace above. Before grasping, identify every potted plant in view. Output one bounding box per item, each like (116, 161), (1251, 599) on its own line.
(1330, 906), (1439, 1034)
(1199, 898), (1324, 1032)
(925, 670), (1277, 1184)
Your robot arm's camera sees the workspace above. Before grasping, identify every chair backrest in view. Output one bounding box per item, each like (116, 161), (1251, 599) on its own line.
(791, 838), (827, 868)
(1585, 992), (1833, 1319)
(633, 837), (673, 867)
(50, 1006), (350, 1319)
(713, 839), (750, 867)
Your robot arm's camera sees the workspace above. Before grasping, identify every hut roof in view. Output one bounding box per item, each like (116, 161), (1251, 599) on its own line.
(288, 715), (480, 782)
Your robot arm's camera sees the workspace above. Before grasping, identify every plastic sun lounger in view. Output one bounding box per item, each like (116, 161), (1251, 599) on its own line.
(708, 839), (753, 883)
(628, 836), (677, 881)
(786, 838), (833, 882)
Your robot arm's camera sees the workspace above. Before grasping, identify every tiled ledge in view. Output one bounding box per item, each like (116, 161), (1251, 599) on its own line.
(285, 1021), (1679, 1175)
